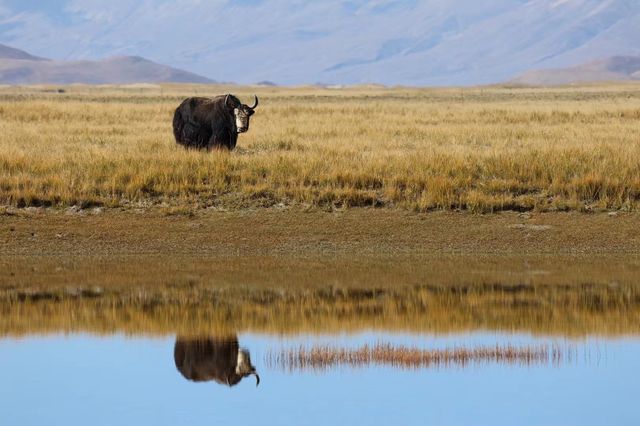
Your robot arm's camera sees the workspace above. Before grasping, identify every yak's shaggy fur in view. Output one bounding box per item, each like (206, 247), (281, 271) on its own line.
(173, 94), (255, 150)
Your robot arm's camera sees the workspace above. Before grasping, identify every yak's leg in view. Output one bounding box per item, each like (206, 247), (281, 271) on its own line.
(229, 132), (238, 150)
(206, 135), (227, 151)
(205, 127), (223, 150)
(218, 130), (237, 150)
(206, 137), (218, 151)
(207, 128), (234, 151)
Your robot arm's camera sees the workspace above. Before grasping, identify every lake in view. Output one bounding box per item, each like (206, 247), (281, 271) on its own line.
(1, 331), (638, 426)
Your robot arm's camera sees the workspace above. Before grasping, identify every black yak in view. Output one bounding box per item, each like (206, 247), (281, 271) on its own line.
(174, 336), (260, 387)
(172, 94), (259, 150)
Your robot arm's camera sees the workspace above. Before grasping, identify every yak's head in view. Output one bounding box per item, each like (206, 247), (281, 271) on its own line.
(226, 94), (258, 133)
(234, 348), (260, 386)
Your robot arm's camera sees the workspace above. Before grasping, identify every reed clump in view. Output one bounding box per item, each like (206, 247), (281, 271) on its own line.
(1, 84), (639, 212)
(266, 343), (569, 371)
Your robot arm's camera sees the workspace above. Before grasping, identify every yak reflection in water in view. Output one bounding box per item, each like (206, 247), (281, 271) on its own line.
(174, 336), (260, 387)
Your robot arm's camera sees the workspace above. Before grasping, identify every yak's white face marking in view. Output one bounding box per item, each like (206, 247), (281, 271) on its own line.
(234, 108), (250, 133)
(236, 349), (252, 375)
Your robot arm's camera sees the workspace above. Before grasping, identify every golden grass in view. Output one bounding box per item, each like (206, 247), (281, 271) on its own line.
(1, 84), (640, 212)
(265, 343), (569, 371)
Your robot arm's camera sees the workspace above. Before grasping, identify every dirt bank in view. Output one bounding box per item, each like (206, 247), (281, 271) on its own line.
(2, 209), (639, 256)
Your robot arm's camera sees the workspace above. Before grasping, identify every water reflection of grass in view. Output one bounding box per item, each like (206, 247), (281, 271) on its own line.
(2, 281), (639, 336)
(266, 343), (570, 371)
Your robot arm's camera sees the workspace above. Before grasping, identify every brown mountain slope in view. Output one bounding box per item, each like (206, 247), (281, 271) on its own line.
(511, 56), (640, 86)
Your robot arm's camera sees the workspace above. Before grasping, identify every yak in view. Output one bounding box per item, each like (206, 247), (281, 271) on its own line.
(174, 335), (260, 387)
(172, 94), (258, 150)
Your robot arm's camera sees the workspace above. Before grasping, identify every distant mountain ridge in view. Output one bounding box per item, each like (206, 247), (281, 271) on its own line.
(0, 44), (213, 85)
(511, 56), (640, 86)
(1, 0), (638, 85)
(0, 43), (47, 61)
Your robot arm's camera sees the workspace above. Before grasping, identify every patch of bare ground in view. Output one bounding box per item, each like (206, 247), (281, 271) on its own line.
(1, 209), (639, 257)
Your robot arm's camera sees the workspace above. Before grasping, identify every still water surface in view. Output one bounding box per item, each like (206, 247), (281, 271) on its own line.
(1, 332), (638, 426)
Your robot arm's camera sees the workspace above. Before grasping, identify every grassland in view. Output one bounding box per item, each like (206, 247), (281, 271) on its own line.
(1, 83), (640, 212)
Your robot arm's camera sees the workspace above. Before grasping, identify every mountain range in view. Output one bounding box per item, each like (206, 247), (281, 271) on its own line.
(0, 44), (213, 85)
(0, 0), (638, 85)
(1, 42), (639, 87)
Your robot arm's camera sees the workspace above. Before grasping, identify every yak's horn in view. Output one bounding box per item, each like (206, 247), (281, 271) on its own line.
(225, 94), (232, 108)
(250, 95), (259, 109)
(253, 372), (260, 387)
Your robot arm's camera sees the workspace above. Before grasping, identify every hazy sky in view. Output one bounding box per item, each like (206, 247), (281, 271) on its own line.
(0, 0), (638, 84)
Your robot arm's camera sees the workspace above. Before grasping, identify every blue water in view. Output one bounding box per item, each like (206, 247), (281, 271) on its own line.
(1, 333), (638, 426)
